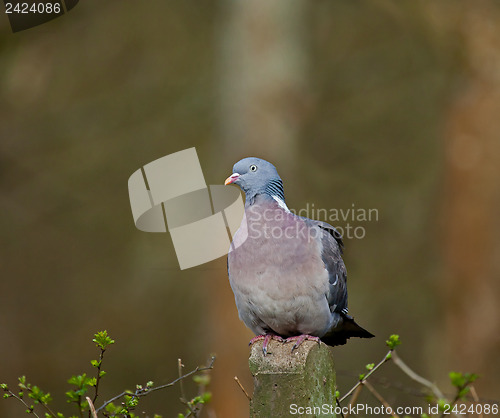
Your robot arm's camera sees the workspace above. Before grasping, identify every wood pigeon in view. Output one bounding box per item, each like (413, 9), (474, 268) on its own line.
(225, 157), (374, 354)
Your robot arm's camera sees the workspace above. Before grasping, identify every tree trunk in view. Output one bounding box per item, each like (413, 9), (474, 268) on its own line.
(441, 0), (500, 397)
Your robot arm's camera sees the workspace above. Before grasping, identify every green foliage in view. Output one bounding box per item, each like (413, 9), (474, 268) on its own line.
(385, 334), (401, 350)
(65, 373), (96, 410)
(359, 362), (376, 380)
(1, 331), (214, 418)
(437, 398), (451, 412)
(336, 334), (482, 418)
(449, 371), (479, 399)
(28, 386), (52, 404)
(192, 375), (210, 386)
(92, 330), (115, 350)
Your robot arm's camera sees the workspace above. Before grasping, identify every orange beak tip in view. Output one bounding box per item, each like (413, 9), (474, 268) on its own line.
(224, 173), (240, 185)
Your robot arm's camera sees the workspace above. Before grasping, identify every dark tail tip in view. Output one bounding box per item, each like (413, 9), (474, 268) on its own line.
(343, 317), (375, 338)
(322, 317), (374, 346)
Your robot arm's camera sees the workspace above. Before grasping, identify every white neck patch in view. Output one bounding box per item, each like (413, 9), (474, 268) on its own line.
(272, 195), (291, 212)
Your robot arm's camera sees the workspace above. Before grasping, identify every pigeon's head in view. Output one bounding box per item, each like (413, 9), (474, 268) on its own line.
(224, 157), (284, 199)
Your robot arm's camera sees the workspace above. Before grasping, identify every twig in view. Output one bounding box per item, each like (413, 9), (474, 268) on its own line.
(391, 351), (457, 418)
(92, 348), (106, 404)
(178, 359), (186, 402)
(335, 397), (345, 418)
(178, 358), (196, 415)
(339, 350), (391, 403)
(86, 397), (98, 418)
(337, 369), (500, 404)
(4, 390), (42, 418)
(345, 384), (363, 418)
(234, 376), (252, 401)
(364, 380), (399, 418)
(95, 355), (216, 414)
(469, 386), (483, 418)
(391, 351), (445, 400)
(25, 386), (59, 418)
(77, 394), (83, 418)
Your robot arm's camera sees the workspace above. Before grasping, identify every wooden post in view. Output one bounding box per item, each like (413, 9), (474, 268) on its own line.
(249, 340), (336, 417)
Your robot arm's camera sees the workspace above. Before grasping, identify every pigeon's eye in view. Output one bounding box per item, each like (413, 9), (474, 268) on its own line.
(250, 164), (258, 172)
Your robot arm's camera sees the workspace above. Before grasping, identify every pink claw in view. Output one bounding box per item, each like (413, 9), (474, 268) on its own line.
(284, 334), (321, 351)
(249, 334), (284, 356)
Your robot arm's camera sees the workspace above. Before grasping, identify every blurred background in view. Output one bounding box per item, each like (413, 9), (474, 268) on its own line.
(1, 1), (500, 417)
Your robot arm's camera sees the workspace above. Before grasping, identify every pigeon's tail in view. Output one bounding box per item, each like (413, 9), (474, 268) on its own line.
(322, 316), (375, 347)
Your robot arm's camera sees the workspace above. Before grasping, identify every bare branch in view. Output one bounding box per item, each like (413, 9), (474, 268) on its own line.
(391, 351), (445, 400)
(3, 389), (42, 418)
(339, 350), (391, 403)
(95, 355), (216, 414)
(234, 376), (252, 401)
(345, 384), (363, 418)
(364, 380), (399, 418)
(469, 386), (483, 418)
(86, 397), (98, 418)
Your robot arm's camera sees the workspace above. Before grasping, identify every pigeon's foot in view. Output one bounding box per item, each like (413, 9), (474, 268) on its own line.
(249, 334), (284, 356)
(284, 334), (321, 351)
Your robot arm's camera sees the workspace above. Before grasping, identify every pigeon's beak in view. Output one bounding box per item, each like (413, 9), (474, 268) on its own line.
(225, 173), (240, 185)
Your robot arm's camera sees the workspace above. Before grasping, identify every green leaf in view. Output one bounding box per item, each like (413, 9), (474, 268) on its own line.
(365, 363), (375, 371)
(124, 395), (139, 408)
(28, 386), (52, 404)
(437, 398), (450, 412)
(449, 371), (479, 394)
(0, 383), (8, 390)
(449, 371), (465, 387)
(92, 331), (115, 350)
(105, 402), (119, 414)
(385, 334), (401, 350)
(90, 360), (100, 368)
(67, 373), (95, 390)
(18, 376), (28, 390)
(65, 390), (79, 403)
(189, 395), (204, 406)
(201, 391), (212, 403)
(193, 375), (210, 386)
(457, 387), (470, 399)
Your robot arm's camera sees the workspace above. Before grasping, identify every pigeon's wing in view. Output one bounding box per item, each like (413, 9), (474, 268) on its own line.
(304, 218), (348, 315)
(309, 219), (375, 345)
(314, 220), (344, 253)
